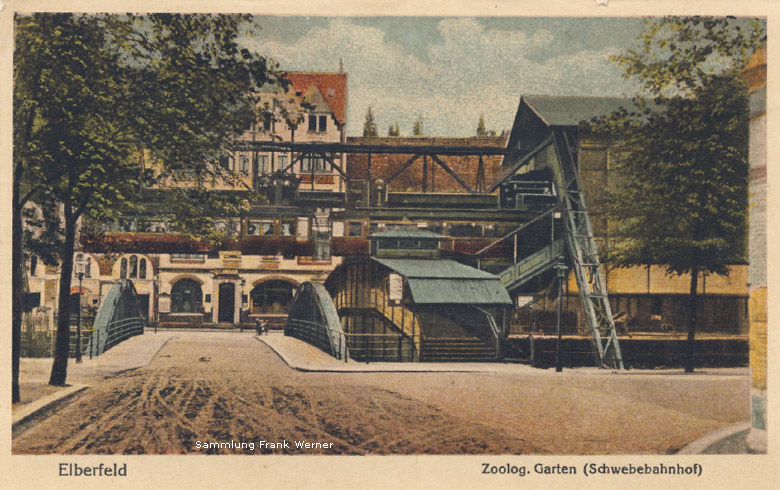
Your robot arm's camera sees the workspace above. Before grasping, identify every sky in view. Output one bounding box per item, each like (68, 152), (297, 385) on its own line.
(240, 17), (648, 137)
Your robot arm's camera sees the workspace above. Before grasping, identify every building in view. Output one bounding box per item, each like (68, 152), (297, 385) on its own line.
(24, 71), (350, 329)
(493, 95), (749, 335)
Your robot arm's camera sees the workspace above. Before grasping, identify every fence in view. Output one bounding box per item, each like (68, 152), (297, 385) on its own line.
(286, 318), (347, 361)
(89, 316), (144, 356)
(20, 311), (97, 359)
(86, 279), (145, 357)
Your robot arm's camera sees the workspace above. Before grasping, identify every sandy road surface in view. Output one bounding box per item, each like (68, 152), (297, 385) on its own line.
(12, 333), (748, 455)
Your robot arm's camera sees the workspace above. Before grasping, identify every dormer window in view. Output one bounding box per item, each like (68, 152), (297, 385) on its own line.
(327, 88), (335, 97)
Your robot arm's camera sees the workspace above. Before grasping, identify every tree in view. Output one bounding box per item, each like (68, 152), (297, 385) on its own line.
(596, 16), (763, 372)
(387, 122), (400, 137)
(362, 106), (378, 137)
(13, 13), (279, 392)
(476, 114), (487, 137)
(412, 117), (424, 136)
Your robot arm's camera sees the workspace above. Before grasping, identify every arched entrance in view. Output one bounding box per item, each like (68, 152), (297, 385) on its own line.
(171, 279), (203, 314)
(218, 282), (236, 323)
(250, 280), (296, 314)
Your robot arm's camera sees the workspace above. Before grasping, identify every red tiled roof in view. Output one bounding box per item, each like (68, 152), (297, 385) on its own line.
(286, 72), (347, 127)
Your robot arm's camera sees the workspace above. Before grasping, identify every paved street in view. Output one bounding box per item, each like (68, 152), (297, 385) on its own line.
(13, 332), (749, 455)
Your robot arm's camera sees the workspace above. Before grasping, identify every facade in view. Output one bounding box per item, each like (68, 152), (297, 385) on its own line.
(742, 47), (767, 453)
(24, 71), (349, 328)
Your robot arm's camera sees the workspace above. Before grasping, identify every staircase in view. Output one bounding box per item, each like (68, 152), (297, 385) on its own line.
(500, 239), (564, 291)
(484, 129), (623, 369)
(420, 338), (496, 362)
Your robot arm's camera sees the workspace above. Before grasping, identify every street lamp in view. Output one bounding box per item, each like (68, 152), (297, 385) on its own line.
(75, 254), (86, 364)
(554, 257), (568, 373)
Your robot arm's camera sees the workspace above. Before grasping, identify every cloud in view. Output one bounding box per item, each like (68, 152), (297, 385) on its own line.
(241, 18), (637, 136)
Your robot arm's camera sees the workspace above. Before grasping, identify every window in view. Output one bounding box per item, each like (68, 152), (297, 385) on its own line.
(239, 154), (249, 174)
(256, 155), (269, 174)
(171, 253), (205, 261)
(347, 222), (363, 237)
(219, 155), (231, 170)
(247, 220), (274, 236)
(30, 256), (38, 276)
(139, 258), (147, 279)
(318, 115), (327, 132)
(118, 254), (151, 278)
(308, 115), (317, 132)
(74, 254), (91, 278)
(448, 223), (483, 237)
(277, 154), (288, 170)
(119, 219), (134, 232)
(170, 279), (203, 314)
(327, 88), (335, 97)
(280, 220), (296, 236)
(302, 156), (327, 173)
(262, 118), (271, 131)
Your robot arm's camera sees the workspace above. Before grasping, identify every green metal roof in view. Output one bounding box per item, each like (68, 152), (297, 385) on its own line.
(372, 258), (497, 279)
(523, 95), (636, 127)
(372, 258), (511, 305)
(407, 278), (511, 305)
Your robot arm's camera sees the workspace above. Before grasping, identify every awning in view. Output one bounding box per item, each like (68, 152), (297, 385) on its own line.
(373, 258), (512, 305)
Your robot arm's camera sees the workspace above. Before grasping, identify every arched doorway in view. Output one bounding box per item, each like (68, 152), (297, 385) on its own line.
(171, 279), (203, 314)
(218, 283), (236, 323)
(250, 280), (296, 314)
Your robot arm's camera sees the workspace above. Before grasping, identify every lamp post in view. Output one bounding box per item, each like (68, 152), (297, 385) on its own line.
(75, 255), (86, 364)
(154, 273), (160, 334)
(240, 278), (246, 331)
(554, 257), (568, 373)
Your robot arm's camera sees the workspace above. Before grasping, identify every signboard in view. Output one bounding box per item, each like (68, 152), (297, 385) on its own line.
(388, 273), (404, 302)
(220, 251), (242, 269)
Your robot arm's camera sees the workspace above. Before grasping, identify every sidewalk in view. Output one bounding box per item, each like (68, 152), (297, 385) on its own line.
(257, 332), (749, 379)
(259, 332), (753, 454)
(13, 330), (178, 427)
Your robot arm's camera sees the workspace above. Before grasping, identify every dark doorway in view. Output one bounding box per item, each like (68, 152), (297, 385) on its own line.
(137, 294), (150, 323)
(69, 293), (81, 326)
(218, 283), (235, 323)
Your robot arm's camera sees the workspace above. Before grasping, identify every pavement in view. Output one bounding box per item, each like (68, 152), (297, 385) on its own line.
(14, 329), (755, 453)
(13, 329), (179, 428)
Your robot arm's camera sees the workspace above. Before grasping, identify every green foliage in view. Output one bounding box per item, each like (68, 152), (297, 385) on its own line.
(612, 16), (764, 97)
(13, 13), (282, 385)
(412, 117), (424, 136)
(15, 13), (279, 237)
(590, 16), (761, 278)
(597, 74), (749, 277)
(476, 114), (487, 137)
(363, 106), (378, 137)
(387, 122), (400, 137)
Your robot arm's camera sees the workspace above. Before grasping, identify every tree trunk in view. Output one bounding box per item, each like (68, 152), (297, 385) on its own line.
(685, 268), (699, 373)
(12, 180), (24, 403)
(49, 206), (77, 386)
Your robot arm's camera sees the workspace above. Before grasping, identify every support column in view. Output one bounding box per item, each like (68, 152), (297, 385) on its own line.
(742, 46), (767, 453)
(422, 155), (428, 193)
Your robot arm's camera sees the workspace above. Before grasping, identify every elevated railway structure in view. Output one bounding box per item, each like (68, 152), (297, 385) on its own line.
(260, 135), (623, 368)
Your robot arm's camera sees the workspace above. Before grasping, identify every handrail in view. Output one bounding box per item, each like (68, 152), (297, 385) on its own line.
(472, 206), (559, 258)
